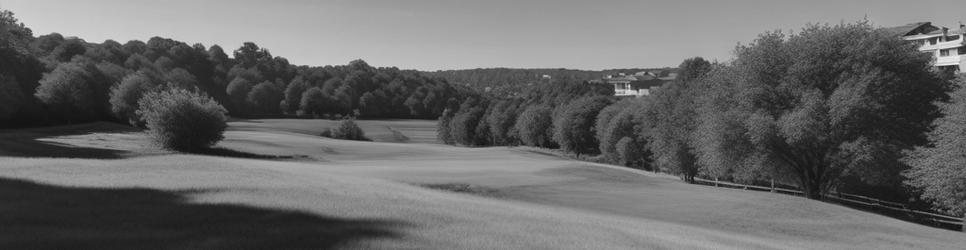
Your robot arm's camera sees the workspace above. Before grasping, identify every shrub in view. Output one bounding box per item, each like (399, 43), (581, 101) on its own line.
(136, 88), (228, 152)
(326, 118), (368, 141)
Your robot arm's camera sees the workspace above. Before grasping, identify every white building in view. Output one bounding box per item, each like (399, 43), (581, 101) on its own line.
(888, 22), (966, 73)
(589, 71), (676, 97)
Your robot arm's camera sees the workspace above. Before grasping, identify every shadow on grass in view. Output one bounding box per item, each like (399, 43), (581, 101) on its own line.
(0, 123), (138, 159)
(195, 147), (315, 161)
(0, 177), (405, 249)
(0, 137), (128, 159)
(419, 183), (503, 198)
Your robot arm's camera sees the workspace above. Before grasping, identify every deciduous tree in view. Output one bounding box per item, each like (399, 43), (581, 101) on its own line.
(694, 22), (950, 199)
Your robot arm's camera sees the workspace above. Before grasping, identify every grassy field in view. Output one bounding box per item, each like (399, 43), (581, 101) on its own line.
(0, 120), (963, 249)
(228, 119), (438, 144)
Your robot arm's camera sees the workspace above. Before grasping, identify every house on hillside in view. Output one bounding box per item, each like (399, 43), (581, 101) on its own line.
(887, 22), (966, 73)
(588, 70), (676, 97)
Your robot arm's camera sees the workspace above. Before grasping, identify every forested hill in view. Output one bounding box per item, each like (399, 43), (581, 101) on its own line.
(425, 67), (676, 97)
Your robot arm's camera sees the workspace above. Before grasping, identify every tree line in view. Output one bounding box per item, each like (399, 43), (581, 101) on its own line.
(0, 9), (475, 129)
(439, 21), (966, 216)
(426, 67), (675, 98)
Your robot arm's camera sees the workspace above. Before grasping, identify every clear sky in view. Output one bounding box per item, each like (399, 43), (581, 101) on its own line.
(1, 0), (963, 71)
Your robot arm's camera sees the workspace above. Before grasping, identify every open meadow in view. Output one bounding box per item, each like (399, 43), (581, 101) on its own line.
(0, 119), (963, 249)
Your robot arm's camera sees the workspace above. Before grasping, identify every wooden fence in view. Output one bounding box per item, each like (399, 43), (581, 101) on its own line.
(692, 177), (965, 232)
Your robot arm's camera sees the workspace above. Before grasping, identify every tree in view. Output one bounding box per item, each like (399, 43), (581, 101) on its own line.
(34, 60), (102, 122)
(437, 108), (455, 144)
(676, 57), (712, 83)
(552, 96), (613, 156)
(225, 77), (254, 114)
(233, 42), (269, 68)
(136, 88), (227, 152)
(486, 100), (521, 145)
(359, 91), (388, 117)
(515, 105), (554, 148)
(164, 68), (198, 90)
(904, 74), (966, 215)
(247, 81), (283, 114)
(299, 87), (326, 116)
(600, 101), (648, 166)
(0, 74), (23, 120)
(50, 38), (86, 62)
(283, 77), (308, 114)
(646, 57), (712, 181)
(694, 22), (950, 199)
(449, 107), (486, 146)
(110, 71), (158, 125)
(616, 137), (643, 167)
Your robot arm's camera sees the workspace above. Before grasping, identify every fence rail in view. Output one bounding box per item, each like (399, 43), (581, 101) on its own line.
(692, 177), (964, 231)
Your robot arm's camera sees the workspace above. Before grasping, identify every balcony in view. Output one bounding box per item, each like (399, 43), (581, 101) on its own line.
(919, 36), (964, 51)
(936, 54), (964, 66)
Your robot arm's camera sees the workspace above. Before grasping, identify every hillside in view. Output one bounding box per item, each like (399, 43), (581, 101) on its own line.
(0, 120), (962, 249)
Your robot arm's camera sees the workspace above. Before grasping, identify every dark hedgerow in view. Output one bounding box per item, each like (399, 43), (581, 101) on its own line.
(136, 88), (228, 152)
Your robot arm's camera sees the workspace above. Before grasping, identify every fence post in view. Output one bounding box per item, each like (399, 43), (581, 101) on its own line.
(770, 178), (775, 193)
(715, 177), (719, 187)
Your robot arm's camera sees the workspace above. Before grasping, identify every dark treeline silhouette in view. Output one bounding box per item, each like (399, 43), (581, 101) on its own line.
(0, 9), (475, 128)
(426, 67), (675, 98)
(437, 79), (614, 147)
(439, 21), (966, 217)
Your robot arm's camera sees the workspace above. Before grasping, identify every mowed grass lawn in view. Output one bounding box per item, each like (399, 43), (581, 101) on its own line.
(228, 119), (439, 144)
(0, 119), (963, 249)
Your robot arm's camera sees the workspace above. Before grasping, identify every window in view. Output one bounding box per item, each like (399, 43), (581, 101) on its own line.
(959, 47), (966, 55)
(940, 49), (950, 57)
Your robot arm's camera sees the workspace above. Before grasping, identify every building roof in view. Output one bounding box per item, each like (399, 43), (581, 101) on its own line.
(884, 22), (937, 37)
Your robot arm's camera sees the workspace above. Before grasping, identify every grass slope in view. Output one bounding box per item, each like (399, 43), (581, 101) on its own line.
(0, 120), (963, 249)
(228, 119), (438, 144)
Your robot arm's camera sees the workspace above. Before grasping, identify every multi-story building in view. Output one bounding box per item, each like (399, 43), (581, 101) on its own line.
(888, 22), (966, 73)
(589, 71), (676, 97)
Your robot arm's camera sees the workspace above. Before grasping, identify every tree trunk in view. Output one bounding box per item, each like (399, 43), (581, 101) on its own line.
(800, 176), (824, 200)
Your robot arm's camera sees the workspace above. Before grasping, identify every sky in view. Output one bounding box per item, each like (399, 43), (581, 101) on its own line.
(1, 0), (963, 71)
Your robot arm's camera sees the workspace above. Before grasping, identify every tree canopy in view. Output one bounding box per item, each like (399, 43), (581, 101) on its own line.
(904, 74), (966, 214)
(693, 22), (950, 199)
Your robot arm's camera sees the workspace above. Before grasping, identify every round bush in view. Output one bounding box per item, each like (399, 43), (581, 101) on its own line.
(329, 118), (367, 141)
(136, 88), (228, 152)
